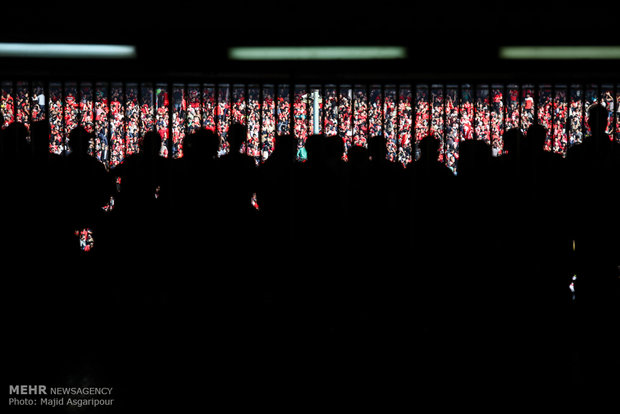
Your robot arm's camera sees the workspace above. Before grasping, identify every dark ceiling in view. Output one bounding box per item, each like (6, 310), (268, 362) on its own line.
(1, 1), (618, 81)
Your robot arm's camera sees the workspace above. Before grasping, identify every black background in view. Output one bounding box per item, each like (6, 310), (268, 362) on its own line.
(1, 1), (619, 81)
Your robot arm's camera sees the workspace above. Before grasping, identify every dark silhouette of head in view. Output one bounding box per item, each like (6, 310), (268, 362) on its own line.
(457, 139), (492, 177)
(347, 144), (369, 167)
(270, 134), (297, 162)
(141, 130), (162, 159)
(68, 126), (93, 157)
(325, 135), (345, 162)
(227, 123), (247, 154)
(418, 135), (441, 162)
(526, 123), (548, 153)
(304, 134), (325, 164)
(1, 122), (30, 162)
(586, 103), (609, 136)
(368, 135), (387, 162)
(30, 120), (51, 155)
(183, 128), (219, 161)
(502, 128), (524, 156)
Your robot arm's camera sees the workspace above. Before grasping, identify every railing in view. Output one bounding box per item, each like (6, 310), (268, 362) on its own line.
(1, 81), (619, 171)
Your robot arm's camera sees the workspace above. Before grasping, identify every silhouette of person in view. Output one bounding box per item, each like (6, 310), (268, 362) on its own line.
(344, 144), (371, 232)
(497, 127), (525, 173)
(565, 103), (620, 386)
(60, 126), (115, 257)
(217, 123), (258, 233)
(493, 124), (573, 386)
(113, 129), (170, 214)
(405, 135), (455, 251)
(166, 127), (221, 265)
(256, 134), (298, 244)
(30, 120), (63, 166)
(0, 122), (34, 261)
(25, 120), (67, 261)
(102, 130), (172, 270)
(0, 121), (30, 166)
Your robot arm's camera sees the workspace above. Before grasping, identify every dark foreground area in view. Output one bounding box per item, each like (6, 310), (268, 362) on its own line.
(4, 117), (619, 410)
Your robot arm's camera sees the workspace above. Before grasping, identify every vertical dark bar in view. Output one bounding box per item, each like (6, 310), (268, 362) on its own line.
(336, 84), (341, 139)
(439, 83), (446, 160)
(167, 81), (173, 158)
(366, 84), (371, 141)
(106, 81), (113, 168)
(533, 83), (539, 126)
(124, 82), (130, 156)
(487, 83), (492, 147)
(614, 84), (620, 143)
(60, 80), (66, 153)
(323, 83), (329, 138)
(11, 80), (16, 124)
(397, 83), (403, 163)
(551, 83), (556, 150)
(259, 83), (264, 157)
(381, 85), (385, 140)
(214, 82), (220, 149)
(307, 84), (312, 138)
(28, 80), (33, 126)
(139, 81), (144, 138)
(502, 83), (507, 148)
(44, 81), (50, 124)
(472, 83), (477, 140)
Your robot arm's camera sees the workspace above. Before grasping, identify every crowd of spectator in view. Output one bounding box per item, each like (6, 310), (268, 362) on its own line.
(1, 82), (619, 176)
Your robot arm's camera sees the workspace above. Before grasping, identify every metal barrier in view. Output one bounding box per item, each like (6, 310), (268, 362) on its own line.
(1, 81), (619, 170)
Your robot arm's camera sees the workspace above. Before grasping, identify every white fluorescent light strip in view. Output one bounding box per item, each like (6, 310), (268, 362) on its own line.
(500, 46), (620, 60)
(0, 43), (137, 59)
(229, 46), (407, 60)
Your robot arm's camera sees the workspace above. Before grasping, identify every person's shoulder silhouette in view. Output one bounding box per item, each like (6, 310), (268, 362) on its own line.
(500, 128), (525, 161)
(456, 138), (494, 180)
(347, 144), (370, 171)
(408, 135), (454, 180)
(220, 123), (253, 163)
(217, 123), (258, 224)
(566, 103), (618, 166)
(168, 127), (220, 207)
(63, 126), (114, 224)
(113, 129), (170, 207)
(30, 120), (63, 165)
(0, 121), (30, 166)
(262, 134), (297, 168)
(182, 127), (220, 168)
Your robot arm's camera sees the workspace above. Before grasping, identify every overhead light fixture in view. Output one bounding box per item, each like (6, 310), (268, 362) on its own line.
(228, 46), (407, 60)
(499, 46), (620, 60)
(0, 43), (137, 59)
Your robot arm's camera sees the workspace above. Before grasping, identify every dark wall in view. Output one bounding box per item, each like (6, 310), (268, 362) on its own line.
(1, 1), (619, 82)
